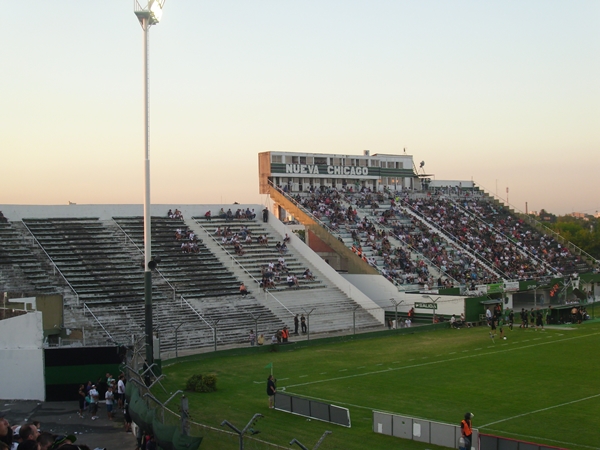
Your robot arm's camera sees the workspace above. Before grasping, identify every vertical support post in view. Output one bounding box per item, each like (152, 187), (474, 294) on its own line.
(141, 14), (154, 367)
(181, 395), (189, 436)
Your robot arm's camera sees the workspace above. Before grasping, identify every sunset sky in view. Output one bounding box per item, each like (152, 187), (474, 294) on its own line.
(1, 1), (598, 215)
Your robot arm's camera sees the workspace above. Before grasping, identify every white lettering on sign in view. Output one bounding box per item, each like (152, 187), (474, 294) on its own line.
(285, 164), (320, 174)
(284, 164), (369, 176)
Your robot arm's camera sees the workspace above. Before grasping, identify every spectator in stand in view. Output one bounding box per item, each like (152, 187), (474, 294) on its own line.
(303, 269), (314, 281)
(239, 283), (248, 297)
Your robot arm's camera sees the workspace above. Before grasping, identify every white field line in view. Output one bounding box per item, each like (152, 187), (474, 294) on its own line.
(479, 393), (600, 428)
(283, 391), (600, 450)
(483, 428), (600, 450)
(282, 331), (600, 389)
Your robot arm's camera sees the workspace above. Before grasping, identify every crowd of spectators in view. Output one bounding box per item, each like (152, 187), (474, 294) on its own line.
(400, 196), (585, 279)
(282, 184), (592, 284)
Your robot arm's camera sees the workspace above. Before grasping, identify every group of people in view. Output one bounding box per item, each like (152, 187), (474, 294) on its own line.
(0, 418), (89, 450)
(280, 187), (591, 289)
(167, 209), (183, 220)
(175, 227), (203, 254)
(78, 373), (126, 421)
(213, 208), (257, 222)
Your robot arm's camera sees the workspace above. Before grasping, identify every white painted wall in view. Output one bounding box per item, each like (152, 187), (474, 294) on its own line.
(0, 312), (45, 400)
(342, 274), (401, 309)
(267, 218), (385, 324)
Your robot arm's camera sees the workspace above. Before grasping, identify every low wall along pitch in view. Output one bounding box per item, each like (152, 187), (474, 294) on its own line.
(275, 393), (351, 427)
(373, 411), (478, 449)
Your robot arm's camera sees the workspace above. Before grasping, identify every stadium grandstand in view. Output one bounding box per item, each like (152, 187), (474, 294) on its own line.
(1, 150), (598, 402)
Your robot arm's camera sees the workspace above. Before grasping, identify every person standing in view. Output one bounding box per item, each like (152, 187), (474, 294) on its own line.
(88, 384), (100, 420)
(77, 384), (86, 418)
(294, 314), (299, 335)
(117, 375), (126, 410)
(536, 309), (544, 330)
(300, 314), (307, 334)
(266, 375), (276, 409)
(485, 307), (492, 326)
(460, 412), (474, 450)
(249, 330), (256, 346)
(508, 309), (514, 331)
(105, 386), (115, 420)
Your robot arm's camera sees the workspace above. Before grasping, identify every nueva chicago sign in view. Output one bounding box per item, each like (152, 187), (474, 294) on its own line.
(284, 164), (370, 176)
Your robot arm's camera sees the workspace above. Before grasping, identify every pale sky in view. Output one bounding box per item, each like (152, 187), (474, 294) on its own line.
(1, 1), (599, 215)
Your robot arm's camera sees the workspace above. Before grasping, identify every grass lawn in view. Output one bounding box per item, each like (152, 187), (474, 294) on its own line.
(154, 320), (600, 450)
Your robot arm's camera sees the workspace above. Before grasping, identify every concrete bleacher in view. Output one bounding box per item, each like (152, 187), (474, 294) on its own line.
(113, 216), (241, 298)
(2, 205), (385, 353)
(285, 187), (595, 285)
(0, 219), (62, 295)
(192, 216), (325, 291)
(22, 218), (155, 304)
(192, 215), (384, 334)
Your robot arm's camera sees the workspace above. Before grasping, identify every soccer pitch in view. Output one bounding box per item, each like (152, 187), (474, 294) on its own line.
(158, 321), (600, 450)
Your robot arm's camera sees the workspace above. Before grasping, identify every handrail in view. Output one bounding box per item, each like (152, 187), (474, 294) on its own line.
(178, 295), (215, 332)
(442, 194), (561, 279)
(473, 181), (600, 266)
(20, 221), (80, 305)
(270, 182), (459, 289)
(353, 205), (461, 286)
(194, 218), (296, 317)
(397, 198), (507, 281)
(111, 218), (178, 297)
(83, 303), (117, 344)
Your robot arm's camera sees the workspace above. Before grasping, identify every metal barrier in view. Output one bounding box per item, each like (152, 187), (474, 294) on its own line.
(479, 433), (567, 450)
(275, 393), (351, 428)
(373, 410), (478, 449)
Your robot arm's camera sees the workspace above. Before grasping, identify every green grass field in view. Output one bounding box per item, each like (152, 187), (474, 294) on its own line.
(155, 320), (600, 450)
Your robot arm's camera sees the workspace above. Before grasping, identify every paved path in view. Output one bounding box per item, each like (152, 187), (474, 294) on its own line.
(1, 400), (137, 450)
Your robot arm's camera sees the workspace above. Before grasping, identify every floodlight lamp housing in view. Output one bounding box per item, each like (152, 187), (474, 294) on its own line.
(134, 0), (165, 26)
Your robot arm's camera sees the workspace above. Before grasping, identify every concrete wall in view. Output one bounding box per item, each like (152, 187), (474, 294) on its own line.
(0, 312), (45, 400)
(267, 216), (385, 324)
(373, 410), (479, 450)
(342, 274), (401, 309)
(0, 203), (267, 221)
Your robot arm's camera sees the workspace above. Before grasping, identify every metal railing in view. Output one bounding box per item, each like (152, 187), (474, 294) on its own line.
(442, 194), (561, 278)
(351, 203), (461, 286)
(20, 221), (80, 305)
(473, 180), (599, 266)
(111, 219), (178, 300)
(396, 198), (507, 280)
(178, 295), (215, 332)
(194, 218), (296, 317)
(270, 182), (460, 290)
(83, 302), (117, 344)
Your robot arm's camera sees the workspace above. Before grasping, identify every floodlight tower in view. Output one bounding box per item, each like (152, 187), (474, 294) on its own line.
(134, 0), (165, 366)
